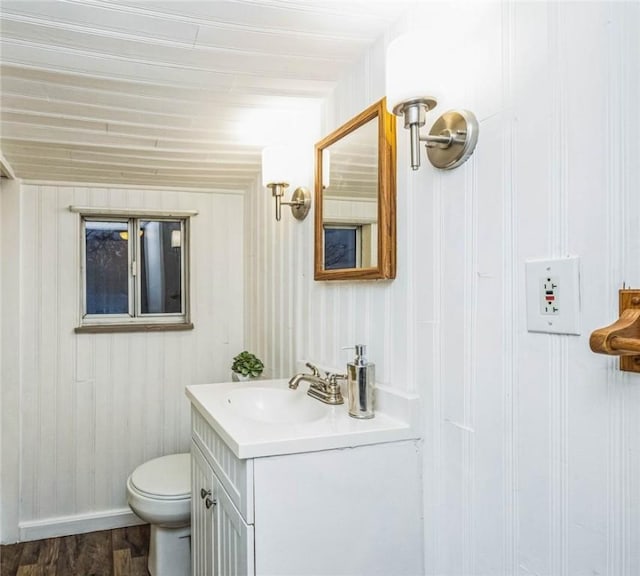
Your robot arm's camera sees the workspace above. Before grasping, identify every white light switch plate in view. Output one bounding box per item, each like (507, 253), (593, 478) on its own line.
(525, 257), (581, 335)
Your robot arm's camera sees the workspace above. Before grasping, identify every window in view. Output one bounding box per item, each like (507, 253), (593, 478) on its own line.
(323, 225), (362, 270)
(73, 208), (195, 332)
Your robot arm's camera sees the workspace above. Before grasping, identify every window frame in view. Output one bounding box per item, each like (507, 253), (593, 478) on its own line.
(71, 206), (197, 333)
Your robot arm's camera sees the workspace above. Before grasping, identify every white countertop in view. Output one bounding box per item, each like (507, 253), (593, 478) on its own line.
(186, 379), (420, 459)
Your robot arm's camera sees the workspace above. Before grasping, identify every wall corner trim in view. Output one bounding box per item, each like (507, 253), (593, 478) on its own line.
(0, 151), (16, 180)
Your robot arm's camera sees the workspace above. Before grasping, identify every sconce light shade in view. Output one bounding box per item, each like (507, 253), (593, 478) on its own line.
(385, 32), (478, 171)
(385, 33), (442, 114)
(322, 149), (331, 189)
(261, 145), (290, 186)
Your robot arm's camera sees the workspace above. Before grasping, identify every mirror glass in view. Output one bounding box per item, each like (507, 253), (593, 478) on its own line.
(314, 98), (396, 280)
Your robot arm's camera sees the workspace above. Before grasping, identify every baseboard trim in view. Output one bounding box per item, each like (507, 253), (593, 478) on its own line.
(18, 508), (145, 542)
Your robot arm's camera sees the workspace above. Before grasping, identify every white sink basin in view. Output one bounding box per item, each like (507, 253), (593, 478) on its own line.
(224, 386), (327, 424)
(186, 379), (419, 458)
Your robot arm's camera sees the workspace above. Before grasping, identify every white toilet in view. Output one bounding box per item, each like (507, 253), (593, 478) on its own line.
(126, 453), (191, 576)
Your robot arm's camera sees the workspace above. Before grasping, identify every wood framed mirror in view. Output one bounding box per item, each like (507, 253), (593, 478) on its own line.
(314, 98), (396, 281)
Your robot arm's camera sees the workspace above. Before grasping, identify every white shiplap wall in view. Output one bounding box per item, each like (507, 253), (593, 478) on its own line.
(244, 142), (318, 379)
(0, 179), (3, 543)
(1, 177), (23, 543)
(246, 2), (640, 575)
(1, 183), (244, 541)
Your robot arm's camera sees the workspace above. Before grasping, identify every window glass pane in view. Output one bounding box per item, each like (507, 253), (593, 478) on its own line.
(85, 221), (129, 314)
(139, 220), (183, 314)
(324, 226), (360, 270)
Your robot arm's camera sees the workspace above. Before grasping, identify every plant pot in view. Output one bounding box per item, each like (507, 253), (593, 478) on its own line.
(232, 372), (259, 382)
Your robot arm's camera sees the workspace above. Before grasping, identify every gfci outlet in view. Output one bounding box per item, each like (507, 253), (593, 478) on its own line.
(541, 276), (559, 315)
(525, 257), (581, 335)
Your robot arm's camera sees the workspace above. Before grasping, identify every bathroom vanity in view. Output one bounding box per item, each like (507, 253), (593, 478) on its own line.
(186, 379), (423, 576)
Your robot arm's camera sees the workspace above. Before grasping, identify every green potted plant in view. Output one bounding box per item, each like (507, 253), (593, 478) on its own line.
(231, 350), (264, 381)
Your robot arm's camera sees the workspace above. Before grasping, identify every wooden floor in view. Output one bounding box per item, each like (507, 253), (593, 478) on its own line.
(0, 525), (150, 576)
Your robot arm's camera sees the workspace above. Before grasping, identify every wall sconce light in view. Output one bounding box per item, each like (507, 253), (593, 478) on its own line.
(385, 33), (479, 171)
(261, 145), (311, 222)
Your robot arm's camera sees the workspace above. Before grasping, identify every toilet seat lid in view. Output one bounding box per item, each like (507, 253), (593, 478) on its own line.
(130, 453), (190, 500)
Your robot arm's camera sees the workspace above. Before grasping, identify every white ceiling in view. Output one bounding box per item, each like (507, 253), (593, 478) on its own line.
(0, 0), (409, 190)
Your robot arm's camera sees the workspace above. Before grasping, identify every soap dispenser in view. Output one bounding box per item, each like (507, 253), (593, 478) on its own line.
(347, 344), (375, 419)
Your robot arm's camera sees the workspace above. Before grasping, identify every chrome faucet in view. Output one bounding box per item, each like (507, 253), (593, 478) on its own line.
(288, 362), (321, 389)
(289, 362), (347, 405)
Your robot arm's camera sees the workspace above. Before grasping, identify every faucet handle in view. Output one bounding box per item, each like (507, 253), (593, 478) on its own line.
(327, 373), (347, 386)
(305, 362), (321, 376)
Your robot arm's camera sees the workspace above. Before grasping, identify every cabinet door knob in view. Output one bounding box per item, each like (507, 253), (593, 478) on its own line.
(205, 497), (217, 509)
(200, 488), (211, 499)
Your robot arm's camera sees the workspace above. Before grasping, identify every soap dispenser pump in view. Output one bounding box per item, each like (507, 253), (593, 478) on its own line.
(347, 344), (375, 419)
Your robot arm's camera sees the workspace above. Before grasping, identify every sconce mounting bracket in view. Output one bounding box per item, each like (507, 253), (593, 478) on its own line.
(425, 109), (479, 170)
(287, 187), (311, 221)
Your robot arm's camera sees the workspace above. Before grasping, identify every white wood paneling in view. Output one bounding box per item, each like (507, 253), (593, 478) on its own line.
(0, 1), (411, 189)
(0, 180), (2, 542)
(0, 180), (3, 544)
(244, 159), (315, 380)
(0, 178), (23, 543)
(245, 2), (640, 575)
(1, 182), (243, 540)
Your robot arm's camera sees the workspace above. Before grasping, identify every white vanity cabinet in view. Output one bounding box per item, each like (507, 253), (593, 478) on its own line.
(189, 404), (423, 576)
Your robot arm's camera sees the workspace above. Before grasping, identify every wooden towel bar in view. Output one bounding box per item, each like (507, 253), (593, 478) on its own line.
(589, 290), (640, 372)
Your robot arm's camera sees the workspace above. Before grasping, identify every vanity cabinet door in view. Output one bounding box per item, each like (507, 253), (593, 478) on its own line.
(192, 443), (215, 576)
(214, 474), (255, 576)
(192, 440), (255, 576)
